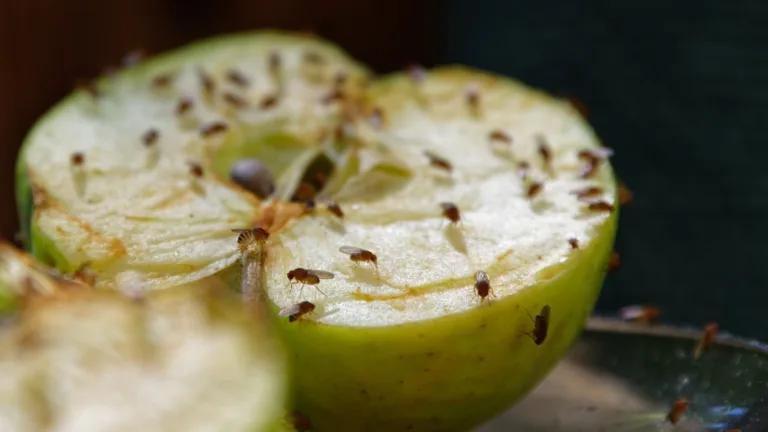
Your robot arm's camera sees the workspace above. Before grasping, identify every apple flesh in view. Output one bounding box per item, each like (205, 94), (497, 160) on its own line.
(16, 31), (618, 431)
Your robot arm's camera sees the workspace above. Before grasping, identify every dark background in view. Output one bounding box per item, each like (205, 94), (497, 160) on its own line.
(2, 1), (766, 339)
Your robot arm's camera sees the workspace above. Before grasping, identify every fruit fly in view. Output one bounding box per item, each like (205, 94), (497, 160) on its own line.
(303, 51), (325, 65)
(286, 268), (334, 296)
(571, 186), (603, 200)
(151, 73), (175, 89)
(527, 182), (543, 199)
(578, 147), (613, 179)
(176, 97), (194, 116)
(440, 202), (461, 225)
(536, 135), (553, 174)
(142, 129), (159, 147)
(287, 411), (312, 431)
(407, 64), (427, 83)
(693, 322), (718, 360)
(268, 51), (281, 75)
(524, 305), (550, 345)
(587, 200), (614, 213)
(474, 271), (494, 303)
(223, 92), (249, 109)
(607, 251), (621, 272)
(619, 305), (660, 324)
(516, 161), (531, 181)
(465, 82), (480, 111)
(226, 69), (249, 87)
(568, 237), (579, 249)
(188, 161), (204, 178)
(316, 195), (344, 219)
(665, 398), (689, 425)
(424, 150), (453, 173)
(200, 122), (229, 138)
(339, 246), (378, 272)
(259, 93), (279, 109)
(197, 68), (216, 96)
(618, 181), (633, 206)
(488, 129), (512, 145)
(278, 301), (316, 323)
(70, 152), (85, 167)
(232, 228), (270, 253)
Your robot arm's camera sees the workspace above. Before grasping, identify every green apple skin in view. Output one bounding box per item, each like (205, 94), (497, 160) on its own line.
(14, 31), (619, 432)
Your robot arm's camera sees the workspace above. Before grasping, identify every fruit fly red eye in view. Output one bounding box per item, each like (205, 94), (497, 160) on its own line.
(474, 271), (492, 303)
(424, 151), (453, 173)
(618, 181), (633, 206)
(570, 186), (603, 200)
(226, 69), (249, 87)
(70, 152), (85, 166)
(188, 161), (204, 178)
(200, 122), (229, 137)
(440, 202), (461, 224)
(665, 398), (689, 425)
(279, 301), (316, 322)
(619, 305), (660, 324)
(527, 182), (543, 199)
(151, 73), (175, 89)
(524, 305), (550, 345)
(488, 129), (512, 145)
(587, 200), (614, 213)
(568, 237), (579, 249)
(223, 92), (249, 109)
(259, 93), (279, 109)
(198, 69), (215, 96)
(407, 64), (427, 83)
(693, 322), (718, 360)
(516, 161), (531, 181)
(142, 129), (159, 147)
(465, 83), (480, 110)
(339, 246), (378, 272)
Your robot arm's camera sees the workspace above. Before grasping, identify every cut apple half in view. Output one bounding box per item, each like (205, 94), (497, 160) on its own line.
(17, 31), (618, 431)
(0, 242), (287, 432)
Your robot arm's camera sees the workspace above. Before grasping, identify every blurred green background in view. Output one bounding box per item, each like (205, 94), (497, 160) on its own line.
(1, 0), (765, 340)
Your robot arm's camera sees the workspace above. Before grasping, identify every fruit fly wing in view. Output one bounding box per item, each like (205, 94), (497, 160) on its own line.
(278, 303), (302, 317)
(308, 270), (335, 279)
(439, 202), (456, 210)
(475, 271), (490, 283)
(339, 246), (363, 255)
(619, 305), (645, 320)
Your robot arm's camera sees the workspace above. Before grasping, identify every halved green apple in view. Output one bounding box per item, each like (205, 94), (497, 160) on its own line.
(16, 31), (618, 431)
(0, 242), (288, 432)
